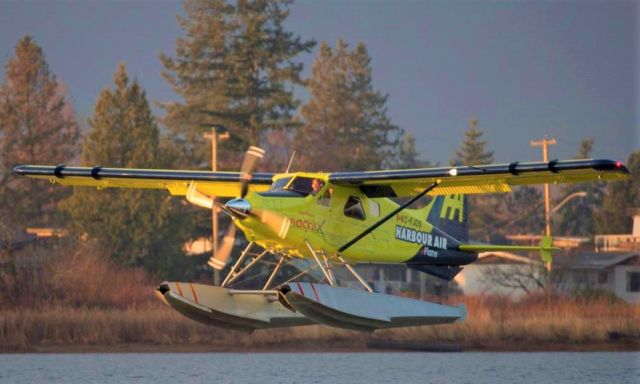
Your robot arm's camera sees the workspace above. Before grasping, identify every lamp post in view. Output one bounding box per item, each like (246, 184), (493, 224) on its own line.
(203, 125), (230, 285)
(550, 191), (588, 217)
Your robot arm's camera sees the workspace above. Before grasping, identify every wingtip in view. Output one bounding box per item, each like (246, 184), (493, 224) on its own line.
(12, 164), (25, 175)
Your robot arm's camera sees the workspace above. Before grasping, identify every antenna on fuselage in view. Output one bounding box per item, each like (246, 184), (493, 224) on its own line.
(285, 149), (296, 174)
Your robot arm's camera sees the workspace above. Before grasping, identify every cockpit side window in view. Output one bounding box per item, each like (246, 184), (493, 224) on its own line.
(343, 196), (366, 220)
(318, 187), (332, 206)
(286, 177), (324, 196)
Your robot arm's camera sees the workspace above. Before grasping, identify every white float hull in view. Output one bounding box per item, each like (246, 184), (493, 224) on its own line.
(157, 282), (466, 333)
(157, 282), (313, 332)
(279, 282), (466, 332)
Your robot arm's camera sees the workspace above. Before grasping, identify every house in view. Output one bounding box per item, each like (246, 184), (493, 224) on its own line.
(555, 251), (640, 303)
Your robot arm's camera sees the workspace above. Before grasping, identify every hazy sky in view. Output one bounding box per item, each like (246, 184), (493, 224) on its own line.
(1, 0), (637, 165)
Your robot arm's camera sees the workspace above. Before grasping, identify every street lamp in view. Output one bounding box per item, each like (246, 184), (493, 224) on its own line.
(550, 191), (587, 217)
(202, 124), (230, 285)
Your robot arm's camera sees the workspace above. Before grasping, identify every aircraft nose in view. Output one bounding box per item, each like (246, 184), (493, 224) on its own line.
(225, 198), (251, 218)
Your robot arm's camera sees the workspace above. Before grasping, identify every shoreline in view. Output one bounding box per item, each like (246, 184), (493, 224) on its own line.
(5, 340), (638, 354)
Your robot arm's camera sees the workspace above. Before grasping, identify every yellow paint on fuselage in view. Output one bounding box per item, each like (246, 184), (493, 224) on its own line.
(234, 173), (432, 265)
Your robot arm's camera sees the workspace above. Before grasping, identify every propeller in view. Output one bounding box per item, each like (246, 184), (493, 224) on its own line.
(207, 146), (266, 270)
(187, 145), (289, 271)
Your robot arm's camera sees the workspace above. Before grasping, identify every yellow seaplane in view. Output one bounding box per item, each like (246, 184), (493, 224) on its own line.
(13, 148), (629, 332)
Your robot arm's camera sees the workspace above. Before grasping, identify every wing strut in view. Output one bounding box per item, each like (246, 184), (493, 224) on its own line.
(338, 181), (440, 253)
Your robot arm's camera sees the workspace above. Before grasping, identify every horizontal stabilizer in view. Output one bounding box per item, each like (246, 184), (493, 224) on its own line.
(458, 236), (558, 263)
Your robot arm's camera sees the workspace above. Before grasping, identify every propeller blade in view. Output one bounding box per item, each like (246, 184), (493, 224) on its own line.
(186, 182), (214, 209)
(208, 224), (237, 270)
(240, 146), (266, 198)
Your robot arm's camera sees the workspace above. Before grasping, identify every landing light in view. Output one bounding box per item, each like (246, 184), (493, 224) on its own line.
(449, 168), (458, 176)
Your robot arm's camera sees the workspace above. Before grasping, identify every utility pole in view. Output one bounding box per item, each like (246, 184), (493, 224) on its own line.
(530, 135), (557, 272)
(203, 126), (230, 285)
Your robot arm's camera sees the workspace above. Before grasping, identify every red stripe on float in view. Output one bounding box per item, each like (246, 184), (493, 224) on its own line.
(310, 283), (320, 302)
(295, 281), (305, 296)
(189, 283), (199, 304)
(175, 282), (184, 296)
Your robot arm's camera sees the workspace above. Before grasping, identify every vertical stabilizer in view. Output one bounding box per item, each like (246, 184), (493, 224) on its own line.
(424, 194), (468, 242)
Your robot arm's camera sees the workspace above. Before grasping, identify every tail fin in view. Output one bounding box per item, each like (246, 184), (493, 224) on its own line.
(423, 194), (468, 242)
(407, 194), (473, 281)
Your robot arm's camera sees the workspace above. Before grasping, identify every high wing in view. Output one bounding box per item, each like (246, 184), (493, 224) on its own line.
(12, 165), (274, 197)
(329, 159), (629, 197)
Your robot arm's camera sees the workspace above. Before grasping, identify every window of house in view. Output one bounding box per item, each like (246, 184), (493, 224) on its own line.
(343, 196), (365, 220)
(627, 271), (640, 292)
(598, 271), (608, 284)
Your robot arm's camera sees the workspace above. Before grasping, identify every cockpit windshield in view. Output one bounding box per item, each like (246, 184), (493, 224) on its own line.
(269, 177), (292, 192)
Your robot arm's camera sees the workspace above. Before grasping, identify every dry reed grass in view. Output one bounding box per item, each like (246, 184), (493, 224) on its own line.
(1, 291), (637, 352)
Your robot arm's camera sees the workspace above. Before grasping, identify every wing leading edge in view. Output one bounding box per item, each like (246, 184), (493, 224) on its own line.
(12, 165), (274, 197)
(329, 159), (629, 197)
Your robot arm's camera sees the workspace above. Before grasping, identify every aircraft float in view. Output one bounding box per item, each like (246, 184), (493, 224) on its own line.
(13, 148), (629, 332)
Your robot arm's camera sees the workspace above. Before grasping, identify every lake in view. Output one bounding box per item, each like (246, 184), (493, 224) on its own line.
(0, 352), (638, 384)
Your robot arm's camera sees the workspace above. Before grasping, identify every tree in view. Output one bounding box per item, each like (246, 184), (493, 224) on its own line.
(62, 65), (193, 275)
(0, 35), (80, 230)
(295, 39), (402, 172)
(452, 118), (494, 166)
(395, 132), (432, 169)
(595, 150), (640, 234)
(160, 0), (315, 167)
(554, 138), (604, 237)
(451, 118), (497, 241)
(503, 186), (545, 235)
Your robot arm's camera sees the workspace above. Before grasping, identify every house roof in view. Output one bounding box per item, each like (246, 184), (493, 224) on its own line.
(556, 251), (640, 270)
(476, 250), (639, 270)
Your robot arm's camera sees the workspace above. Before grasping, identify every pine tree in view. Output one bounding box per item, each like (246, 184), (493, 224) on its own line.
(595, 150), (640, 234)
(62, 65), (193, 274)
(295, 39), (402, 171)
(393, 132), (433, 169)
(451, 118), (497, 241)
(452, 118), (494, 165)
(503, 186), (545, 235)
(160, 0), (315, 167)
(0, 35), (80, 230)
(554, 138), (604, 236)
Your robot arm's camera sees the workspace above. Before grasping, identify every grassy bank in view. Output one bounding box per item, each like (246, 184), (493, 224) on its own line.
(2, 292), (638, 352)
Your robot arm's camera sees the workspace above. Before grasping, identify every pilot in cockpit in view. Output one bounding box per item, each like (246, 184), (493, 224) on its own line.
(310, 178), (324, 196)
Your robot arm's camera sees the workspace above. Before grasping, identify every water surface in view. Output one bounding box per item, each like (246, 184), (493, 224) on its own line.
(0, 352), (638, 384)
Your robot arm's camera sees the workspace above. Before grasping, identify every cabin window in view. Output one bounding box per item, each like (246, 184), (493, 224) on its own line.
(318, 187), (332, 207)
(286, 177), (324, 196)
(627, 272), (640, 292)
(344, 196), (365, 220)
(369, 200), (380, 217)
